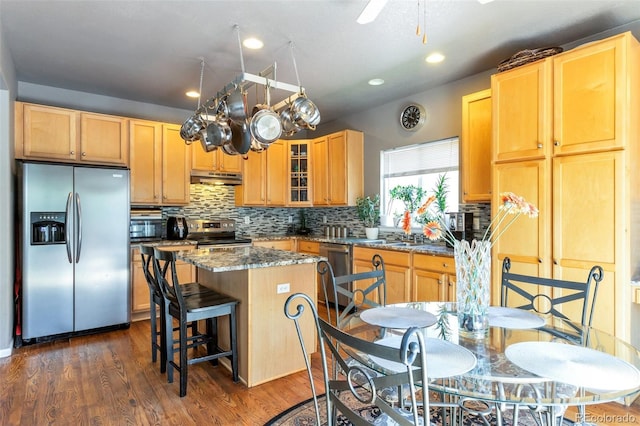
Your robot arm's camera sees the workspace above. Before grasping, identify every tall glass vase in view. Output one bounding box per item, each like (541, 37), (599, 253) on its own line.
(454, 239), (491, 338)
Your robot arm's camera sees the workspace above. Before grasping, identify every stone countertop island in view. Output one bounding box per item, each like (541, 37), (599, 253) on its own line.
(175, 246), (324, 387)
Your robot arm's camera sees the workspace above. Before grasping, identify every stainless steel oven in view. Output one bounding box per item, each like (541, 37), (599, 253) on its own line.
(186, 218), (252, 248)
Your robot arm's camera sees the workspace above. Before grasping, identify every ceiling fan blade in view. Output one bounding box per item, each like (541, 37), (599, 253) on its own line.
(356, 0), (388, 24)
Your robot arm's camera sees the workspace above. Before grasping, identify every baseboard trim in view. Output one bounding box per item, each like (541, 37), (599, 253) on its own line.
(0, 341), (14, 358)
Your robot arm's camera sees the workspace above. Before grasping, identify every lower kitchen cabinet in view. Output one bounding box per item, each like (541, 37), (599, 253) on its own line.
(297, 240), (322, 301)
(130, 244), (196, 320)
(253, 239), (295, 251)
(412, 253), (456, 302)
(353, 247), (411, 305)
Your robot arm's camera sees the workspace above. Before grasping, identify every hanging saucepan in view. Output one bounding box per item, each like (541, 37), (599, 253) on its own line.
(216, 95), (229, 120)
(226, 85), (247, 124)
(221, 140), (238, 155)
(290, 93), (321, 129)
(199, 119), (232, 152)
(250, 108), (282, 146)
(180, 114), (206, 142)
(279, 107), (302, 137)
(230, 119), (252, 155)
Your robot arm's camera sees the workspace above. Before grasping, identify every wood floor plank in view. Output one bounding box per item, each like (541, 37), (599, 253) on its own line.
(1, 318), (639, 425)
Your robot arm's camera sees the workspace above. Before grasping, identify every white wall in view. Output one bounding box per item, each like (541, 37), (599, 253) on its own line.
(0, 14), (17, 357)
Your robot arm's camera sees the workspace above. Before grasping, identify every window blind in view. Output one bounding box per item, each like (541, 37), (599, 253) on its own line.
(381, 137), (459, 178)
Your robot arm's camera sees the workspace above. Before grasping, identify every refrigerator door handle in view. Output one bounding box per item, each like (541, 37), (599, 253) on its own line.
(75, 192), (83, 262)
(65, 192), (73, 263)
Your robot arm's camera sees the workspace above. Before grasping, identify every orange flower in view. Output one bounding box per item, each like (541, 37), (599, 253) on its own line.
(422, 220), (443, 241)
(416, 195), (436, 215)
(401, 210), (412, 235)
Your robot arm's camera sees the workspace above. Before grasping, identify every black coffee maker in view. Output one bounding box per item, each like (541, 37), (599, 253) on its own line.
(447, 212), (474, 243)
(166, 216), (188, 240)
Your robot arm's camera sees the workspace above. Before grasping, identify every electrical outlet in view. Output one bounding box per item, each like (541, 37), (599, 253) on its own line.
(473, 217), (480, 230)
(244, 216), (250, 224)
(323, 215), (328, 223)
(288, 215), (293, 223)
(276, 283), (290, 294)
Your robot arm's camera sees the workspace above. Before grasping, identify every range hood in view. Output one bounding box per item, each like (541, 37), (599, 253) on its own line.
(190, 170), (242, 185)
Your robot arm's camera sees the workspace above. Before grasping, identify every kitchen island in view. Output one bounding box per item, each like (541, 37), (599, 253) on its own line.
(176, 246), (324, 387)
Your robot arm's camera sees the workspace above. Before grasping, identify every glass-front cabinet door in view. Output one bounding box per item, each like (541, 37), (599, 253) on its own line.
(288, 140), (312, 206)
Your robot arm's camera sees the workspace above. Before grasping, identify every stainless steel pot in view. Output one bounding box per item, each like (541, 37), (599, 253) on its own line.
(290, 94), (321, 129)
(200, 119), (232, 152)
(250, 108), (282, 145)
(279, 107), (301, 136)
(180, 114), (206, 142)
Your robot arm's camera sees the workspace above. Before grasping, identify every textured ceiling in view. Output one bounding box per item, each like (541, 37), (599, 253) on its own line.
(2, 0), (640, 124)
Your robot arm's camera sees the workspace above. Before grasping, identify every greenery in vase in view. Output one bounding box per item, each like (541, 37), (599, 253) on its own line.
(356, 194), (380, 228)
(416, 174), (449, 225)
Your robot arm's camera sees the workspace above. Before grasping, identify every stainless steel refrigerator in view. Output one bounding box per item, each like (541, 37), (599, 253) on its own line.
(17, 161), (130, 342)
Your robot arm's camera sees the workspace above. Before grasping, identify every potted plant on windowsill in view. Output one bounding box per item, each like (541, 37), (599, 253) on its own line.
(356, 194), (380, 239)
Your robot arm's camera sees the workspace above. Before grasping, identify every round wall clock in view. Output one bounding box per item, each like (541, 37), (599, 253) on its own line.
(400, 103), (426, 131)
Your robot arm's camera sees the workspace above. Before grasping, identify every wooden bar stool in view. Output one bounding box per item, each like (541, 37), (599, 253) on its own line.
(153, 247), (239, 397)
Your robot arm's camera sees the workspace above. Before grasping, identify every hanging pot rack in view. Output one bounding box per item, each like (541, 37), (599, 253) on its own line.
(181, 28), (320, 153)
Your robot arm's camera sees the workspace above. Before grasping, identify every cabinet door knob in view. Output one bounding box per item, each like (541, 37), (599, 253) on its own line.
(537, 143), (543, 149)
(442, 263), (448, 268)
(70, 150), (75, 155)
(554, 140), (560, 146)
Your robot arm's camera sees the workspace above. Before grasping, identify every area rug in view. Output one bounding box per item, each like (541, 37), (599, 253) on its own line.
(265, 393), (575, 426)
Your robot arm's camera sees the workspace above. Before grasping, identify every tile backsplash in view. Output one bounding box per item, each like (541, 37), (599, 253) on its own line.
(162, 184), (492, 240)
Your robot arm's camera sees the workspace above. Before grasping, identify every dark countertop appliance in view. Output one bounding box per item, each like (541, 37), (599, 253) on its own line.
(167, 216), (188, 240)
(186, 218), (252, 248)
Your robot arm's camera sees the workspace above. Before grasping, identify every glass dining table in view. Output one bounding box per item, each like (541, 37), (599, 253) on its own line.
(341, 301), (640, 425)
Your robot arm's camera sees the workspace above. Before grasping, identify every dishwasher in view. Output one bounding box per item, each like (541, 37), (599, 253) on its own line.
(319, 242), (352, 307)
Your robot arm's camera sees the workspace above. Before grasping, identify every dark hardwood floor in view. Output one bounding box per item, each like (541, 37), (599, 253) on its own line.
(1, 318), (639, 425)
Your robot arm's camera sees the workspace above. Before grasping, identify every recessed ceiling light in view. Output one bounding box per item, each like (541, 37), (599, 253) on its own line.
(477, 0), (495, 4)
(243, 37), (264, 49)
(425, 53), (445, 64)
(185, 90), (200, 98)
(368, 78), (385, 86)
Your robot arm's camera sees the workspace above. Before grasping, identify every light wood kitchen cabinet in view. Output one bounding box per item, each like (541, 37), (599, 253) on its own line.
(288, 140), (312, 206)
(312, 130), (363, 206)
(15, 102), (128, 166)
(412, 253), (456, 302)
(191, 144), (242, 173)
(490, 31), (640, 340)
(461, 89), (492, 202)
(131, 244), (196, 320)
(235, 140), (286, 206)
(130, 120), (191, 206)
(297, 240), (320, 255)
(492, 59), (552, 162)
(353, 247), (411, 305)
(253, 239), (295, 251)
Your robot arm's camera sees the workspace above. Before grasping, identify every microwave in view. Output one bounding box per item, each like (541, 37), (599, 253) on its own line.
(130, 209), (163, 242)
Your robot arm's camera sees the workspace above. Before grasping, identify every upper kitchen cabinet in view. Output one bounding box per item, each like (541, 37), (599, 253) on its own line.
(491, 59), (552, 162)
(15, 102), (128, 166)
(461, 89), (492, 202)
(235, 140), (286, 206)
(288, 140), (312, 206)
(490, 31), (640, 341)
(312, 130), (364, 206)
(191, 144), (242, 173)
(552, 34), (632, 155)
(130, 120), (191, 206)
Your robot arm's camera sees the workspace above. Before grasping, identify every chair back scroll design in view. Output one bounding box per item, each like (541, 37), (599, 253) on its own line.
(500, 257), (604, 328)
(318, 254), (387, 329)
(284, 292), (430, 426)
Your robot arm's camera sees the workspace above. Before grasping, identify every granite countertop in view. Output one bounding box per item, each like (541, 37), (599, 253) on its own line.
(175, 246), (326, 273)
(250, 234), (454, 256)
(131, 239), (198, 248)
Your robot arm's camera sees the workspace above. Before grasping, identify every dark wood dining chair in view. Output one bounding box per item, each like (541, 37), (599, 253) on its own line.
(284, 292), (433, 426)
(139, 244), (167, 372)
(152, 247), (239, 397)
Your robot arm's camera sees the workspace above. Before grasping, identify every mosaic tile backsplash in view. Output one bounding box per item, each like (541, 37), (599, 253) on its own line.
(162, 184), (492, 242)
